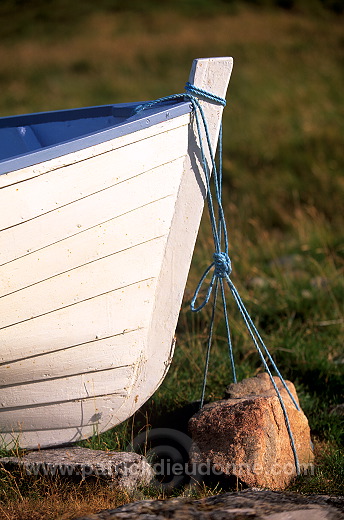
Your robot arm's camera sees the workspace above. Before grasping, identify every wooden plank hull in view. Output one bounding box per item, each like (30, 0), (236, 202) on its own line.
(0, 58), (233, 449)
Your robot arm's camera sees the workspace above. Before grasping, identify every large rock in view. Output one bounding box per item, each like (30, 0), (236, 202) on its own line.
(188, 373), (314, 490)
(0, 446), (153, 490)
(73, 489), (344, 520)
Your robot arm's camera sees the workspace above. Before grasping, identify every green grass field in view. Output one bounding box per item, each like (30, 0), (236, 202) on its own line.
(0, 2), (343, 518)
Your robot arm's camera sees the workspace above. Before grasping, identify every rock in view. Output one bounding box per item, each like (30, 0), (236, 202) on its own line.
(0, 446), (153, 490)
(72, 489), (344, 520)
(224, 372), (296, 400)
(188, 373), (314, 490)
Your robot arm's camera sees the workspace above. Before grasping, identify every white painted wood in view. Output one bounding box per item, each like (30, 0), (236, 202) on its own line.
(1, 365), (137, 408)
(0, 57), (233, 449)
(4, 365), (142, 411)
(0, 328), (145, 385)
(0, 195), (176, 296)
(1, 237), (167, 328)
(4, 429), (105, 450)
(1, 393), (136, 442)
(0, 156), (185, 266)
(0, 120), (188, 231)
(0, 280), (154, 363)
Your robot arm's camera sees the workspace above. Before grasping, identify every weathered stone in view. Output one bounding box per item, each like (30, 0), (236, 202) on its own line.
(188, 373), (314, 490)
(225, 372), (297, 400)
(72, 489), (344, 520)
(0, 446), (153, 490)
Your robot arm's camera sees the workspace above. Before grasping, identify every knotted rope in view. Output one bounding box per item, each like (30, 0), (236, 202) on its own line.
(136, 82), (301, 475)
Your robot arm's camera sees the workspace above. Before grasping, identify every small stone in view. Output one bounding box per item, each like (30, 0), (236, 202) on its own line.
(0, 446), (153, 490)
(189, 373), (314, 490)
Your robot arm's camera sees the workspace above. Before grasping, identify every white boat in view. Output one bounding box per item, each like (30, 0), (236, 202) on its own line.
(0, 57), (233, 449)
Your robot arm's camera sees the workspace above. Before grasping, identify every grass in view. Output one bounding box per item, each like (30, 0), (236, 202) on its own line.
(0, 1), (343, 518)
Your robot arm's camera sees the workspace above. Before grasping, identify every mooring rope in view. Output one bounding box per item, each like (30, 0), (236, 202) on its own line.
(136, 83), (301, 475)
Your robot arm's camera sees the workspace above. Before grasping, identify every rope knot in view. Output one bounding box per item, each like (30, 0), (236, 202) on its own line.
(213, 252), (231, 278)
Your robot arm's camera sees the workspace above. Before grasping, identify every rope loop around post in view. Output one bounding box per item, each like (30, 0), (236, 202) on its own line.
(184, 82), (227, 107)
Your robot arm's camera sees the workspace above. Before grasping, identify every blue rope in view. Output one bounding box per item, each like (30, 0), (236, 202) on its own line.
(185, 82), (227, 107)
(136, 82), (301, 475)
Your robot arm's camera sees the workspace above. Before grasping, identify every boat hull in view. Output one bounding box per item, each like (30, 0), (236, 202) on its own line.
(0, 58), (233, 449)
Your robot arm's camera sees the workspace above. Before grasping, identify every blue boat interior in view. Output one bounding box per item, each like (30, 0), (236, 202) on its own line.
(0, 99), (191, 175)
(0, 105), (136, 161)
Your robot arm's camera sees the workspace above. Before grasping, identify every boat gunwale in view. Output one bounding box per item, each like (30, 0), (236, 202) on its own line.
(0, 99), (191, 176)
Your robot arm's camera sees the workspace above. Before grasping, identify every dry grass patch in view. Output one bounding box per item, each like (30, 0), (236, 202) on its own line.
(0, 473), (135, 520)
